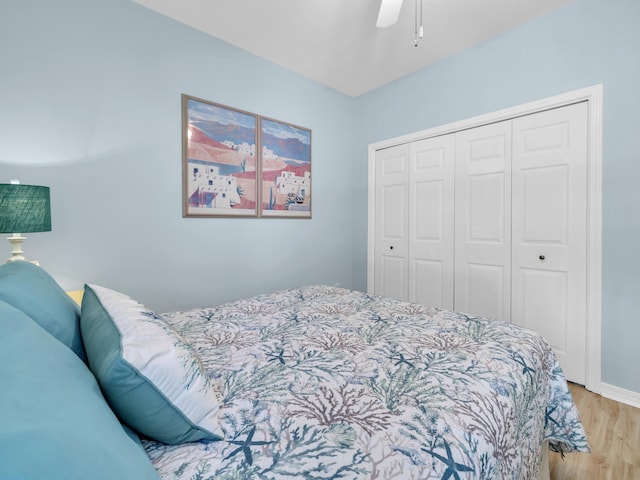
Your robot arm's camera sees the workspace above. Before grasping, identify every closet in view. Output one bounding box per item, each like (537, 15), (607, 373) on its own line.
(371, 101), (588, 384)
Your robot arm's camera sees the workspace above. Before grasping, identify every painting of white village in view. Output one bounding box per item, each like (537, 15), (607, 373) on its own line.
(260, 117), (311, 218)
(183, 95), (311, 218)
(184, 96), (258, 217)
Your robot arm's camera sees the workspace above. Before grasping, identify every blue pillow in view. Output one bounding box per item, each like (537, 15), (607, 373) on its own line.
(0, 261), (86, 361)
(80, 284), (224, 445)
(0, 300), (160, 480)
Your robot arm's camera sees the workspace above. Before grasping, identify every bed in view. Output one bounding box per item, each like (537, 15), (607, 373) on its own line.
(0, 262), (588, 479)
(142, 285), (588, 479)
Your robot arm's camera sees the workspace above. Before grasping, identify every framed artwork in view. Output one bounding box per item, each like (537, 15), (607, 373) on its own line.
(259, 117), (312, 218)
(182, 95), (258, 217)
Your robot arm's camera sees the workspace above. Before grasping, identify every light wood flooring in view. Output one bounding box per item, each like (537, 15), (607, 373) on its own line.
(549, 382), (640, 479)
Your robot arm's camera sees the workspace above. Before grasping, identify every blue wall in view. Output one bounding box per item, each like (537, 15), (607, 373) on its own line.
(355, 0), (640, 393)
(2, 0), (639, 394)
(0, 0), (358, 312)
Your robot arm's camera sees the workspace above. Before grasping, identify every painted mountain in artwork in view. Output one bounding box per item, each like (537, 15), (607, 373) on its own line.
(191, 120), (255, 146)
(189, 124), (232, 150)
(262, 132), (310, 162)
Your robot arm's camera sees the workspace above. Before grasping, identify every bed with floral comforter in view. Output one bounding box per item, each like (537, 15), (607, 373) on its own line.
(142, 285), (588, 479)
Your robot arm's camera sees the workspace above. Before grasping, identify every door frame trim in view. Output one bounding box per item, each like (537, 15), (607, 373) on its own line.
(367, 84), (603, 393)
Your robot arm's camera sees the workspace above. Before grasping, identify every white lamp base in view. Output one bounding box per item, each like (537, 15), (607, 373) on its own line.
(6, 233), (27, 263)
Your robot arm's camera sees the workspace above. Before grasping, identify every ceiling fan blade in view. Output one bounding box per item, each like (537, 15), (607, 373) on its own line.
(376, 0), (403, 28)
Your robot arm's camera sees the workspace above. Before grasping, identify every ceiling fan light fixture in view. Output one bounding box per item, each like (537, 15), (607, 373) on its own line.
(414, 0), (424, 46)
(376, 0), (403, 28)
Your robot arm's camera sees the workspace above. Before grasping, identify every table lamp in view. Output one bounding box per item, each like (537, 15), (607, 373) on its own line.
(0, 181), (51, 263)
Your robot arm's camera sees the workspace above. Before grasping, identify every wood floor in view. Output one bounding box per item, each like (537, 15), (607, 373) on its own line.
(549, 383), (640, 479)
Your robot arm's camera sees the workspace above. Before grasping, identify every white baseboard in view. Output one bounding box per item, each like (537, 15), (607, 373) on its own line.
(600, 383), (640, 409)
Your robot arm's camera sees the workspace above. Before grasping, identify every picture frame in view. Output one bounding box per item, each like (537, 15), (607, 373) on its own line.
(259, 117), (312, 218)
(182, 94), (259, 218)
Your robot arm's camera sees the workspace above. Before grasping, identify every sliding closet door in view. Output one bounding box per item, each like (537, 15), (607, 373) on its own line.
(454, 121), (512, 321)
(374, 144), (410, 301)
(511, 102), (588, 384)
(409, 135), (455, 309)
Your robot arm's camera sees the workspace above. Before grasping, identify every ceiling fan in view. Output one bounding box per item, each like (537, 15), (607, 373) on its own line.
(377, 0), (424, 46)
(376, 0), (403, 28)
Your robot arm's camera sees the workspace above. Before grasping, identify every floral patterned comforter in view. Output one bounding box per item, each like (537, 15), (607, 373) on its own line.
(143, 285), (588, 479)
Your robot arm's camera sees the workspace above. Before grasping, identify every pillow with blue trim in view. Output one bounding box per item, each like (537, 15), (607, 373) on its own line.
(80, 284), (224, 445)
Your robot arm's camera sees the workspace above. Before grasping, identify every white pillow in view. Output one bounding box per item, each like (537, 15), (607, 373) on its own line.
(80, 284), (223, 444)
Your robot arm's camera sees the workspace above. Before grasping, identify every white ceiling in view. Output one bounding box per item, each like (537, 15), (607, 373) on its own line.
(133, 0), (574, 97)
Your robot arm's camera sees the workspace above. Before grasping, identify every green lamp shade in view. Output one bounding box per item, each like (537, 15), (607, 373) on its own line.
(0, 184), (52, 234)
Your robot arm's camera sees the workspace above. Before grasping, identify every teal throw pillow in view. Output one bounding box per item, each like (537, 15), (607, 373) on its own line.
(80, 284), (224, 445)
(0, 300), (160, 480)
(0, 261), (86, 361)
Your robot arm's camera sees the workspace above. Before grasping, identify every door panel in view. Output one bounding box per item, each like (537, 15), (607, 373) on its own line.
(382, 184), (406, 238)
(381, 256), (408, 302)
(512, 102), (588, 384)
(468, 173), (506, 242)
(522, 165), (569, 244)
(518, 268), (568, 351)
(409, 135), (454, 308)
(455, 121), (512, 321)
(415, 181), (444, 240)
(466, 263), (506, 320)
(374, 144), (410, 301)
(413, 259), (445, 307)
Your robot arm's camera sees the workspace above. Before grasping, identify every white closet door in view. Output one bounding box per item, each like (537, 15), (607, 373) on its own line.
(455, 121), (512, 321)
(374, 144), (410, 301)
(511, 102), (588, 384)
(409, 135), (455, 309)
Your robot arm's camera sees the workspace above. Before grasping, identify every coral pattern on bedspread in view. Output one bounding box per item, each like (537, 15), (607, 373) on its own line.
(143, 286), (588, 479)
